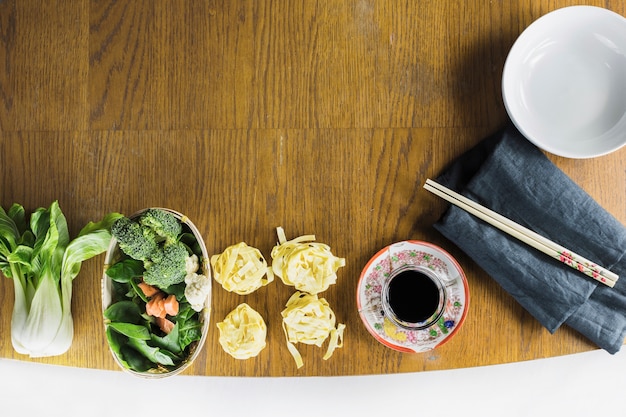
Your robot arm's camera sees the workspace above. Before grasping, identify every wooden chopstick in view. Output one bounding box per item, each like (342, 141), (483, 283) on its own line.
(424, 178), (618, 288)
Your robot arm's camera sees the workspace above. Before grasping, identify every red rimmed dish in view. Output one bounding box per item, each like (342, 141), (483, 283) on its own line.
(357, 240), (469, 353)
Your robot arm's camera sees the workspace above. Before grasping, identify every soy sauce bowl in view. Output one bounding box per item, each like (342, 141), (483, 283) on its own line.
(102, 208), (212, 378)
(356, 241), (469, 353)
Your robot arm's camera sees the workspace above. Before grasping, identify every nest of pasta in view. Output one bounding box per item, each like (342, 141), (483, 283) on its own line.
(212, 227), (346, 368)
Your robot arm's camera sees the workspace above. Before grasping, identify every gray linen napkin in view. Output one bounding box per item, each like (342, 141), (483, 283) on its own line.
(433, 125), (626, 353)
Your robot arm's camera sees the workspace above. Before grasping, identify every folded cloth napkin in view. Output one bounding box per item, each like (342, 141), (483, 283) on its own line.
(433, 125), (626, 353)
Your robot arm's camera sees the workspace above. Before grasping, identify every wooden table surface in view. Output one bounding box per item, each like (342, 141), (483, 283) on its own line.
(0, 0), (624, 377)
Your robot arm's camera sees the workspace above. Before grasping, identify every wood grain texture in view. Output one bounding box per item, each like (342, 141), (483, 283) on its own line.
(0, 0), (624, 376)
(0, 0), (88, 130)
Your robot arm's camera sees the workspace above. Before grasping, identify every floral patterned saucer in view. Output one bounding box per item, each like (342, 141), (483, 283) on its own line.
(357, 240), (469, 353)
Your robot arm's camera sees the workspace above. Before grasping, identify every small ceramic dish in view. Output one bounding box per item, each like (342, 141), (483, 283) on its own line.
(502, 6), (626, 158)
(102, 208), (211, 378)
(357, 241), (469, 353)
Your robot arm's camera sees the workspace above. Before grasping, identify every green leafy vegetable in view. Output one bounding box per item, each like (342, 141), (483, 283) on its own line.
(176, 304), (203, 351)
(106, 327), (131, 369)
(0, 201), (122, 358)
(103, 300), (144, 325)
(105, 258), (145, 283)
(104, 209), (205, 373)
(108, 322), (151, 340)
(127, 338), (175, 366)
(150, 323), (182, 354)
(120, 344), (154, 372)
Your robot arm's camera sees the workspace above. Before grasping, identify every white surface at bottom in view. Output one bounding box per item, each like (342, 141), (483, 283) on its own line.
(1, 348), (625, 416)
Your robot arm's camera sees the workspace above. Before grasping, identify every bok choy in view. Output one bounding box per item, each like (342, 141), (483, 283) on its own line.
(0, 201), (122, 357)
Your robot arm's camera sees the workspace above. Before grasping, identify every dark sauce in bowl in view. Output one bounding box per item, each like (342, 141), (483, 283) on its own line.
(387, 269), (440, 323)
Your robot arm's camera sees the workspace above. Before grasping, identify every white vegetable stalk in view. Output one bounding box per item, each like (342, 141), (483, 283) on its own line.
(11, 267), (70, 357)
(0, 202), (121, 358)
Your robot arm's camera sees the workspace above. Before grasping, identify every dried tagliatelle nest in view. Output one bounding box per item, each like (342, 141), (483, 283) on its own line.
(211, 242), (274, 295)
(217, 303), (267, 360)
(271, 227), (345, 295)
(281, 291), (345, 369)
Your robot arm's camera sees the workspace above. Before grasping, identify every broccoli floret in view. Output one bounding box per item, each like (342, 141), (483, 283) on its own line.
(139, 209), (182, 244)
(143, 241), (189, 289)
(111, 217), (158, 261)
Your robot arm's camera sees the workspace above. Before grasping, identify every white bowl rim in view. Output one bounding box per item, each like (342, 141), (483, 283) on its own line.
(502, 5), (626, 158)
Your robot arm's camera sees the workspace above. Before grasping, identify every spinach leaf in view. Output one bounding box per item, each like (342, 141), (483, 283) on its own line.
(180, 232), (201, 256)
(106, 327), (130, 369)
(179, 325), (202, 351)
(176, 303), (195, 321)
(120, 345), (153, 372)
(107, 322), (151, 340)
(104, 300), (144, 325)
(175, 304), (202, 350)
(160, 349), (183, 364)
(128, 338), (175, 366)
(106, 258), (144, 283)
(162, 281), (186, 299)
(110, 280), (131, 302)
(150, 322), (182, 354)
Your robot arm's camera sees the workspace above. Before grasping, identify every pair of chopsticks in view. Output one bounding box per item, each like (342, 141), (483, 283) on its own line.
(424, 179), (619, 288)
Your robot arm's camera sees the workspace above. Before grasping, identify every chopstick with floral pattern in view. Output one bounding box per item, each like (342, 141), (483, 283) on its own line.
(424, 179), (618, 288)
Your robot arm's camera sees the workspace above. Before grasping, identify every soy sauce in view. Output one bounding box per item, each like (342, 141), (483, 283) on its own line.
(387, 269), (440, 323)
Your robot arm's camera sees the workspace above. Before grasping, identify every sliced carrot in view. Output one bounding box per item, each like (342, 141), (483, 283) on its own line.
(145, 293), (166, 318)
(138, 281), (160, 297)
(155, 316), (176, 334)
(163, 294), (179, 316)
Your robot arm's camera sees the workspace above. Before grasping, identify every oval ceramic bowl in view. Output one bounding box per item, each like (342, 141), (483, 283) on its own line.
(502, 6), (626, 158)
(357, 241), (469, 353)
(102, 208), (211, 378)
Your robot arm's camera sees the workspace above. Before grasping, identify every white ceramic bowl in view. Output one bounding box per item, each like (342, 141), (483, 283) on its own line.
(502, 6), (626, 158)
